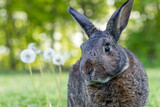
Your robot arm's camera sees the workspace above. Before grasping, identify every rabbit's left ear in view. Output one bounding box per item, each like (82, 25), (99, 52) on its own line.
(106, 0), (134, 42)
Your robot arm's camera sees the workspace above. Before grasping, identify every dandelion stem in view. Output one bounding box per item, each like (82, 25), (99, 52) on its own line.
(50, 63), (60, 90)
(49, 63), (60, 107)
(28, 64), (41, 107)
(37, 57), (50, 107)
(57, 65), (62, 107)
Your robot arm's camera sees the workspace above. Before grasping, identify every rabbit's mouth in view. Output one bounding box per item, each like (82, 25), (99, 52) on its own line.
(84, 68), (112, 86)
(85, 77), (112, 86)
(85, 68), (127, 86)
(82, 64), (111, 85)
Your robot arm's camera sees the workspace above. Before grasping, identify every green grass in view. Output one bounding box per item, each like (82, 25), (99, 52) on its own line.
(0, 69), (159, 107)
(0, 72), (68, 107)
(147, 68), (160, 107)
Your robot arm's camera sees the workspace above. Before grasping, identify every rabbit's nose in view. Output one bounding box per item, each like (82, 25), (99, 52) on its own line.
(88, 50), (97, 57)
(85, 68), (94, 75)
(83, 59), (94, 75)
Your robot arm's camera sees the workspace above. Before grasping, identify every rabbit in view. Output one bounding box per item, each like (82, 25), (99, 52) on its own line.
(67, 0), (149, 107)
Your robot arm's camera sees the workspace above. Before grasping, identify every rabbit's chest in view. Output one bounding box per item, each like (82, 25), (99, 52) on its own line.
(83, 78), (139, 107)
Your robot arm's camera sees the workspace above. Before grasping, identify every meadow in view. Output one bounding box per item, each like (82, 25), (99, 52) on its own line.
(0, 68), (159, 107)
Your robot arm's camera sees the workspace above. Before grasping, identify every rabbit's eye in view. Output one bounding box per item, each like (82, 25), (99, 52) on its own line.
(104, 44), (110, 52)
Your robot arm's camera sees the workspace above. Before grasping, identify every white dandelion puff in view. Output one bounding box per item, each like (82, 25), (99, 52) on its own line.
(20, 49), (36, 63)
(28, 43), (41, 54)
(43, 48), (56, 62)
(53, 54), (65, 65)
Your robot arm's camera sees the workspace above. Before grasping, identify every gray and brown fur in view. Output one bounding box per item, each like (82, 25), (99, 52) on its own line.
(67, 0), (149, 106)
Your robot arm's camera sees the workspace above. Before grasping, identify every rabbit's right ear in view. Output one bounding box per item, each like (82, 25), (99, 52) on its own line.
(106, 0), (134, 42)
(68, 7), (97, 38)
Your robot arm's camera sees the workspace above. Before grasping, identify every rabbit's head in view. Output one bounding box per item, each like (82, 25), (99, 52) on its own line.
(68, 0), (134, 86)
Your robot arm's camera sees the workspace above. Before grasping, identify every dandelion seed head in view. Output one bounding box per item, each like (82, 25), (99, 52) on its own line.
(28, 43), (41, 54)
(20, 49), (36, 63)
(53, 54), (65, 65)
(44, 48), (56, 62)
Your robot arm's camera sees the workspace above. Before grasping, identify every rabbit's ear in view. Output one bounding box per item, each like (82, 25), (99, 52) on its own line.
(68, 7), (97, 38)
(106, 0), (134, 42)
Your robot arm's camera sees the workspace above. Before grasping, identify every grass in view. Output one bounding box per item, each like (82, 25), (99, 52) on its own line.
(147, 68), (160, 107)
(0, 72), (68, 107)
(0, 68), (159, 107)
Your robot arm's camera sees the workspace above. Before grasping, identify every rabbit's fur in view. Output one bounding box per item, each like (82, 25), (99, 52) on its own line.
(68, 0), (149, 106)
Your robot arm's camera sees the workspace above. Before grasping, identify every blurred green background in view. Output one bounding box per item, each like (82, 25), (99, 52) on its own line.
(0, 0), (160, 106)
(0, 0), (160, 70)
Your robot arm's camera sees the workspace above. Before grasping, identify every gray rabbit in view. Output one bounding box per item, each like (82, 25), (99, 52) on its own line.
(67, 0), (149, 106)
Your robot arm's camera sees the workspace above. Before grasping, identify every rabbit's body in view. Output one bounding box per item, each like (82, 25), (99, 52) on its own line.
(68, 47), (148, 107)
(68, 0), (148, 106)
